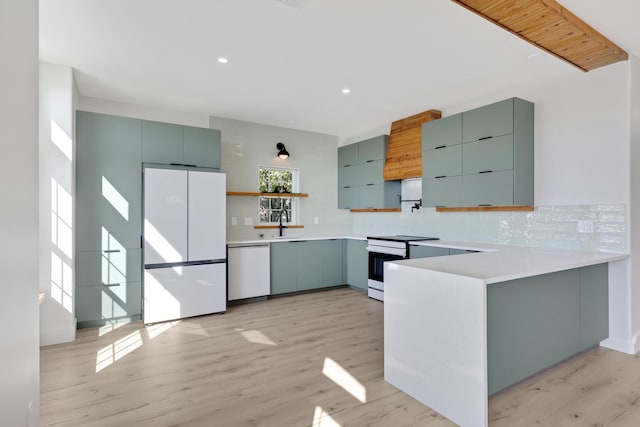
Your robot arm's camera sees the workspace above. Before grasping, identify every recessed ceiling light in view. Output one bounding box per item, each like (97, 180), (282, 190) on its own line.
(341, 88), (351, 94)
(217, 57), (229, 64)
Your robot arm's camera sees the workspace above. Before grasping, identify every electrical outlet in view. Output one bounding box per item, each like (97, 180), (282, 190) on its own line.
(577, 220), (594, 233)
(231, 217), (237, 226)
(314, 216), (319, 224)
(244, 217), (253, 226)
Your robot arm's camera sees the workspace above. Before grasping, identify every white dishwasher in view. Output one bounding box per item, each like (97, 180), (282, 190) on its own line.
(227, 243), (270, 300)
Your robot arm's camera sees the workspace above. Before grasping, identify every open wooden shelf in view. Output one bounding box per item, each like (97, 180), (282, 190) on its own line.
(349, 208), (401, 213)
(227, 191), (309, 198)
(435, 206), (534, 212)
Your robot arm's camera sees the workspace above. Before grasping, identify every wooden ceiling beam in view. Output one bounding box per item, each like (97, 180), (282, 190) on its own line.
(451, 0), (628, 72)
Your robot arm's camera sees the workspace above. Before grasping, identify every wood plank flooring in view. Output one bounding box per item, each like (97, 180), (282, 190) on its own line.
(40, 288), (640, 426)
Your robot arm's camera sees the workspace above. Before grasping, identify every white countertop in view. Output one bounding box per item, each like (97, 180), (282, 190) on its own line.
(227, 235), (367, 245)
(399, 240), (627, 284)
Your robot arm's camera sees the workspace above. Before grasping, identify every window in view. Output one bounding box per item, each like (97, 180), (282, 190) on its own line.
(259, 166), (298, 224)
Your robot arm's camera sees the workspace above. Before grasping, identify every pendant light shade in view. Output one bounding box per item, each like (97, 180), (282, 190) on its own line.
(276, 142), (290, 159)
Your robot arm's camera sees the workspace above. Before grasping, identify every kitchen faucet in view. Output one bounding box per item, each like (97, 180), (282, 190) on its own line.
(278, 207), (289, 237)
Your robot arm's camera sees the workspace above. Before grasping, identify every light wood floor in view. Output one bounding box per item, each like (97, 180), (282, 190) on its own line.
(41, 288), (640, 426)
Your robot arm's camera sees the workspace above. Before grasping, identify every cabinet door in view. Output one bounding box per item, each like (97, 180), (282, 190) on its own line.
(76, 111), (142, 252)
(228, 245), (270, 300)
(346, 239), (368, 290)
(358, 183), (384, 208)
(184, 127), (221, 169)
(422, 145), (462, 179)
(462, 134), (513, 175)
(462, 170), (514, 206)
(270, 242), (298, 294)
(296, 241), (324, 291)
(322, 239), (344, 287)
(358, 135), (387, 162)
(338, 144), (358, 167)
(76, 248), (141, 287)
(409, 245), (449, 259)
(338, 164), (358, 188)
(422, 113), (462, 151)
(76, 281), (142, 326)
(188, 171), (226, 261)
(422, 176), (462, 207)
(143, 168), (188, 265)
(358, 159), (384, 185)
(448, 248), (478, 256)
(462, 98), (513, 142)
(142, 120), (183, 164)
(338, 186), (358, 209)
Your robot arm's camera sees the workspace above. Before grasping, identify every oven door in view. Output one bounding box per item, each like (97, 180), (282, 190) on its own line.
(368, 251), (404, 283)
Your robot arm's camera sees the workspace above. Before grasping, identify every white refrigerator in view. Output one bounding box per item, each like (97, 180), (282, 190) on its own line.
(143, 167), (226, 324)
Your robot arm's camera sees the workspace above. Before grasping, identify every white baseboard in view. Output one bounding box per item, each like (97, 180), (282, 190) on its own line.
(600, 336), (636, 354)
(40, 319), (76, 347)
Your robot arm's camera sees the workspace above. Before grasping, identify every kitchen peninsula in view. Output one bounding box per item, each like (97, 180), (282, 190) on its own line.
(384, 241), (627, 427)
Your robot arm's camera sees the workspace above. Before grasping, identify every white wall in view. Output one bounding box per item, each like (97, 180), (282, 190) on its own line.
(0, 0), (40, 425)
(629, 55), (640, 351)
(39, 62), (77, 345)
(211, 116), (353, 241)
(79, 96), (210, 128)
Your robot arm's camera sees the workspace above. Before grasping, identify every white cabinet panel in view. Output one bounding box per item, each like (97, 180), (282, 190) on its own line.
(188, 171), (226, 261)
(228, 245), (270, 300)
(144, 168), (188, 265)
(143, 263), (226, 324)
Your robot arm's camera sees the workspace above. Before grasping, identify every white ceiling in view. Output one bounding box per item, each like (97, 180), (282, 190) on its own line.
(39, 0), (640, 141)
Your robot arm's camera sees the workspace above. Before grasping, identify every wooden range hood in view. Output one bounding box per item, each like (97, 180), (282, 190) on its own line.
(451, 0), (628, 72)
(384, 109), (441, 181)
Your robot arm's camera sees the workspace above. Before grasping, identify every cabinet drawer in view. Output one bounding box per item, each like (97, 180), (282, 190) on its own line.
(422, 176), (462, 207)
(358, 135), (387, 163)
(422, 113), (462, 151)
(338, 144), (359, 167)
(358, 159), (384, 185)
(76, 281), (142, 324)
(423, 144), (462, 179)
(463, 98), (513, 142)
(462, 170), (514, 206)
(76, 248), (142, 287)
(338, 164), (358, 188)
(463, 134), (513, 175)
(358, 182), (400, 209)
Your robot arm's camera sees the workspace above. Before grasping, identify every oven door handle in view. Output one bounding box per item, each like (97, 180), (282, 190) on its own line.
(366, 246), (407, 257)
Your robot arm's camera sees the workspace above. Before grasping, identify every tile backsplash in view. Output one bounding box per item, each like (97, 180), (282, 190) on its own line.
(352, 204), (627, 254)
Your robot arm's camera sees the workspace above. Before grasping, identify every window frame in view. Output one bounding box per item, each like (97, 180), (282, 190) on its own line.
(258, 166), (299, 225)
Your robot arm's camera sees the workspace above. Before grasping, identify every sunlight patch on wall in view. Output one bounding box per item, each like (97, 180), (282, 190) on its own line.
(50, 119), (72, 161)
(102, 176), (129, 221)
(322, 357), (367, 403)
(96, 330), (143, 373)
(51, 178), (73, 259)
(50, 252), (73, 313)
(235, 328), (277, 346)
(312, 406), (342, 427)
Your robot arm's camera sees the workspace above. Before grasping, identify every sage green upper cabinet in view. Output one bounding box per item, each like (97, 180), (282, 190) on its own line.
(338, 144), (358, 167)
(462, 98), (513, 142)
(184, 126), (221, 169)
(76, 111), (142, 252)
(142, 120), (221, 169)
(422, 113), (462, 151)
(421, 97), (534, 207)
(337, 135), (400, 209)
(142, 121), (182, 165)
(423, 145), (462, 179)
(462, 134), (513, 175)
(358, 135), (387, 162)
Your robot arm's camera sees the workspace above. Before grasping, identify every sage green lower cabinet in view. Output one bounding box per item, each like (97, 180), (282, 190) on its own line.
(409, 245), (449, 259)
(76, 282), (142, 328)
(347, 239), (368, 290)
(322, 239), (344, 287)
(448, 248), (478, 256)
(270, 240), (344, 295)
(486, 264), (608, 395)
